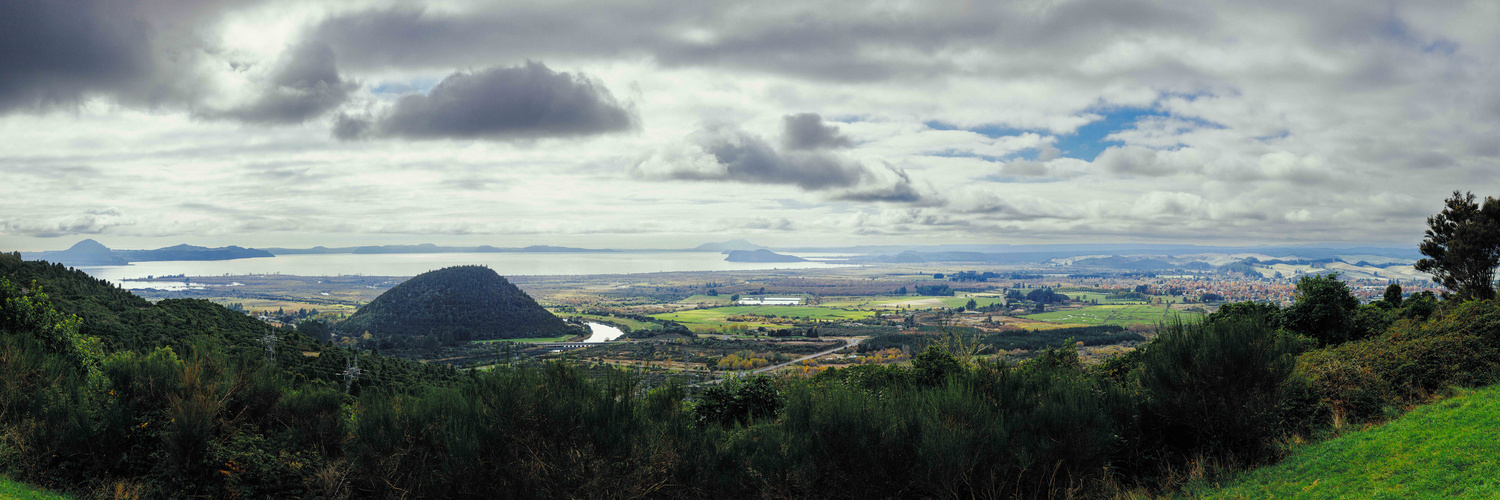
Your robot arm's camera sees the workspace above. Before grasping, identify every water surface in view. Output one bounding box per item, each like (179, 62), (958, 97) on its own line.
(77, 251), (851, 286)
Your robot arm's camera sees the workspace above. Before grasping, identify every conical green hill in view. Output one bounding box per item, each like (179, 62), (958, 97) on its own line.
(337, 265), (569, 342)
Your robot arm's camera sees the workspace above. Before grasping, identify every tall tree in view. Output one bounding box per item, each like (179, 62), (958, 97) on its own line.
(1283, 273), (1359, 345)
(1414, 191), (1500, 301)
(1383, 282), (1403, 308)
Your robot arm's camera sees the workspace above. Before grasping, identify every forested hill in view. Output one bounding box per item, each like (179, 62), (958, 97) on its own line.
(337, 265), (573, 342)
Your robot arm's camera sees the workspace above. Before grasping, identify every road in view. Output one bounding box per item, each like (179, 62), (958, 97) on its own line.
(695, 337), (863, 386)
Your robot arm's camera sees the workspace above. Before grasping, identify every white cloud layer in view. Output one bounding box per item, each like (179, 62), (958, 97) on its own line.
(2, 0), (1497, 250)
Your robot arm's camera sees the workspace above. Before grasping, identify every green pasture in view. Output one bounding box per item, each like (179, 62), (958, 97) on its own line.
(1023, 304), (1195, 327)
(676, 294), (733, 305)
(817, 295), (912, 308)
(652, 305), (874, 324)
(819, 295), (1007, 310)
(931, 296), (1008, 309)
(1185, 384), (1500, 499)
(0, 476), (71, 500)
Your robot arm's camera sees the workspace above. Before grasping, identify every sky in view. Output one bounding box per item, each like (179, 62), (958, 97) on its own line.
(2, 0), (1498, 251)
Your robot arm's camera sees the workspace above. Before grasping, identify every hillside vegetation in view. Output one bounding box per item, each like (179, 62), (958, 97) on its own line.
(5, 207), (1500, 498)
(337, 265), (575, 343)
(1186, 384), (1500, 499)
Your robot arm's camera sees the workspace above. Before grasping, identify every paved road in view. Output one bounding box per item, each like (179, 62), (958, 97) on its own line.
(695, 337), (862, 386)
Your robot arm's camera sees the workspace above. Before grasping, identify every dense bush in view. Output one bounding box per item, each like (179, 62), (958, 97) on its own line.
(1128, 317), (1311, 467)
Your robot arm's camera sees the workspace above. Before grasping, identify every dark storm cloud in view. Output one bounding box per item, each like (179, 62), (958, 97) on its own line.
(833, 169), (927, 203)
(782, 113), (853, 150)
(0, 1), (158, 112)
(0, 0), (262, 113)
(680, 126), (867, 190)
(636, 125), (937, 204)
(306, 1), (1210, 82)
(207, 42), (355, 124)
(337, 62), (635, 140)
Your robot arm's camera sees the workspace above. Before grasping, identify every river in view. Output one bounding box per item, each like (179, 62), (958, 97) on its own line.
(583, 322), (626, 343)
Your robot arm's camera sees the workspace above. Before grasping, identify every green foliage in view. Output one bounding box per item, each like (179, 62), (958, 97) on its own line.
(1383, 282), (1404, 308)
(1401, 290), (1439, 320)
(337, 265), (573, 343)
(1130, 317), (1309, 465)
(1283, 273), (1362, 345)
(691, 376), (782, 426)
(909, 345), (962, 385)
(1415, 191), (1500, 301)
(1207, 300), (1282, 327)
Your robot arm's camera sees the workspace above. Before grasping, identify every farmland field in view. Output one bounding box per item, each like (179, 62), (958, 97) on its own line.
(675, 294), (734, 305)
(819, 295), (1008, 310)
(1023, 304), (1198, 327)
(652, 305), (874, 324)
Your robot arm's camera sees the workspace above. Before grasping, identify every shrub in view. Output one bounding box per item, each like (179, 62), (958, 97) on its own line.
(1132, 317), (1307, 464)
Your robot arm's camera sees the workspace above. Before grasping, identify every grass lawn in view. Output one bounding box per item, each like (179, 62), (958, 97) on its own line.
(652, 305), (874, 324)
(1184, 384), (1500, 499)
(1023, 304), (1196, 327)
(0, 477), (71, 500)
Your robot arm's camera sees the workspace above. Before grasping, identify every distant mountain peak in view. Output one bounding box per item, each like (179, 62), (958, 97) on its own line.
(724, 249), (807, 263)
(336, 265), (572, 341)
(694, 239), (765, 252)
(68, 239), (112, 252)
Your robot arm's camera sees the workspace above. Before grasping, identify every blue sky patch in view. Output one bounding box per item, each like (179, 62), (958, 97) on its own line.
(925, 107), (1171, 161)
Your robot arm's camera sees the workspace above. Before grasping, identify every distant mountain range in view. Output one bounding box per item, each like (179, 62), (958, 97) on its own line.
(263, 243), (613, 255)
(693, 239), (766, 252)
(15, 238), (1424, 278)
(21, 239), (273, 266)
(724, 249), (808, 263)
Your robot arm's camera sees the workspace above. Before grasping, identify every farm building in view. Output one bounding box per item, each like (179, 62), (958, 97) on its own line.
(737, 297), (803, 305)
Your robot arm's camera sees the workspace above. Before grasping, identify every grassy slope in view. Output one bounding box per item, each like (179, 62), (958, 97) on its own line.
(1186, 384), (1500, 499)
(0, 476), (71, 500)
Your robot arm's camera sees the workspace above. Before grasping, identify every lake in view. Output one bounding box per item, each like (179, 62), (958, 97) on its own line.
(76, 251), (851, 286)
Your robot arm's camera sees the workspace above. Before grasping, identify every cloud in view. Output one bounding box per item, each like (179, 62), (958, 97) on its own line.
(834, 167), (934, 204)
(337, 61), (635, 140)
(305, 1), (1207, 83)
(782, 113), (853, 150)
(636, 125), (866, 190)
(0, 0), (259, 114)
(0, 1), (162, 112)
(635, 124), (937, 204)
(0, 208), (134, 238)
(206, 42), (355, 124)
(743, 217), (794, 230)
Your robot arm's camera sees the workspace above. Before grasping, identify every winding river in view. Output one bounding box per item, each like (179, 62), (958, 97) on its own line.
(583, 322), (626, 343)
